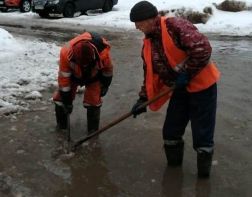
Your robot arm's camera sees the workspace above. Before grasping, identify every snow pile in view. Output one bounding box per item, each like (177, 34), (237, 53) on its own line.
(45, 0), (252, 35)
(198, 6), (252, 36)
(59, 0), (226, 29)
(24, 91), (43, 100)
(0, 28), (23, 59)
(1, 0), (252, 35)
(0, 29), (60, 116)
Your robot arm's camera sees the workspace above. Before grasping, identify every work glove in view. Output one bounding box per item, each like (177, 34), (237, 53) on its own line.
(131, 97), (148, 118)
(100, 85), (109, 97)
(100, 74), (112, 88)
(99, 74), (112, 97)
(63, 104), (73, 114)
(175, 72), (189, 89)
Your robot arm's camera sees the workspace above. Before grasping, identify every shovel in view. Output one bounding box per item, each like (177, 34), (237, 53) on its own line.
(72, 88), (173, 151)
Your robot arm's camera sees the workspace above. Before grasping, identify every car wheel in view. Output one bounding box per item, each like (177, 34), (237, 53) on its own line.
(38, 11), (49, 18)
(20, 0), (31, 12)
(102, 0), (113, 12)
(0, 8), (8, 12)
(81, 10), (87, 15)
(63, 3), (75, 18)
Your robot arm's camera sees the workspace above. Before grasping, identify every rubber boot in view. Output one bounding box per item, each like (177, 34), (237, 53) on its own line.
(197, 150), (213, 178)
(55, 104), (68, 130)
(86, 106), (100, 135)
(164, 140), (184, 167)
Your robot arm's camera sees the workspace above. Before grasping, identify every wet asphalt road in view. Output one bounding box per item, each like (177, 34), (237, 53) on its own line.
(0, 16), (252, 197)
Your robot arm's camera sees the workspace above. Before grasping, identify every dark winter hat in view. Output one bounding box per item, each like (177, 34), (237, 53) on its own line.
(130, 1), (158, 22)
(72, 41), (95, 66)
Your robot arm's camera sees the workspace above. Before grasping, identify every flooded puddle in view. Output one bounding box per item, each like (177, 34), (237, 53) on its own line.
(0, 33), (252, 196)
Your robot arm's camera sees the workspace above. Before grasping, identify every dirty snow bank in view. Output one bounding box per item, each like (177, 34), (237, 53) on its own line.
(0, 29), (59, 116)
(1, 0), (252, 35)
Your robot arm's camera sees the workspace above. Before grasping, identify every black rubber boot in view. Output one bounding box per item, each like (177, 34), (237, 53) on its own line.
(164, 140), (184, 167)
(86, 106), (100, 135)
(197, 150), (213, 178)
(55, 104), (68, 130)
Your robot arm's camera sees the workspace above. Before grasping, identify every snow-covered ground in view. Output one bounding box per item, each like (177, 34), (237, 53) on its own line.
(1, 0), (252, 115)
(0, 28), (59, 115)
(1, 0), (252, 35)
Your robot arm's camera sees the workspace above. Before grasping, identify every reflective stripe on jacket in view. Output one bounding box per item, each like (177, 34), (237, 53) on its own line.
(58, 32), (113, 92)
(143, 17), (220, 111)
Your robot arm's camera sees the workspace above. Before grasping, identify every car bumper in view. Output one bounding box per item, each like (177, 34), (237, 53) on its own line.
(1, 0), (19, 7)
(33, 3), (63, 14)
(0, 0), (19, 8)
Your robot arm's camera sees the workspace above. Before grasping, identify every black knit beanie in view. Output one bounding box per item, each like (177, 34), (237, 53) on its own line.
(130, 1), (158, 22)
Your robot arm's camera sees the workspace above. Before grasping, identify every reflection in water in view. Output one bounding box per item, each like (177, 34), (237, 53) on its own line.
(162, 167), (183, 197)
(211, 39), (252, 61)
(195, 179), (211, 197)
(54, 140), (119, 197)
(161, 166), (212, 197)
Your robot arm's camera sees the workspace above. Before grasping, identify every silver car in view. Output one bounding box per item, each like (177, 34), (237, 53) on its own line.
(32, 0), (118, 18)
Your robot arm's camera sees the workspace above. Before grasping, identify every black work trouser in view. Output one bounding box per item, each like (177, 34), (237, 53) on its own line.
(163, 83), (217, 150)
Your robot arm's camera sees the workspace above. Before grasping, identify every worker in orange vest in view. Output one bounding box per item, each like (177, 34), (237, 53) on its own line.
(53, 32), (113, 135)
(130, 1), (220, 178)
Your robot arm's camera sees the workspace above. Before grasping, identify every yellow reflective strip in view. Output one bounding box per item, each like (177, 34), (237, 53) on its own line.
(101, 72), (112, 77)
(59, 71), (71, 77)
(54, 101), (63, 106)
(59, 86), (71, 92)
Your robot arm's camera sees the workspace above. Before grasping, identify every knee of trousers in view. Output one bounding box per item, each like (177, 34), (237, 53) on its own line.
(84, 81), (102, 106)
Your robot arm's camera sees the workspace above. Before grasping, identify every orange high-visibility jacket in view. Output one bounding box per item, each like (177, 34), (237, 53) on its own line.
(143, 17), (220, 111)
(58, 32), (113, 92)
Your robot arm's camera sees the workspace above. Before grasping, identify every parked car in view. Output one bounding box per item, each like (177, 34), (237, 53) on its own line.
(32, 0), (118, 18)
(0, 0), (32, 12)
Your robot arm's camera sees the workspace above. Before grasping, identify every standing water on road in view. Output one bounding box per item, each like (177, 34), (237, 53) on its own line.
(0, 33), (252, 197)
